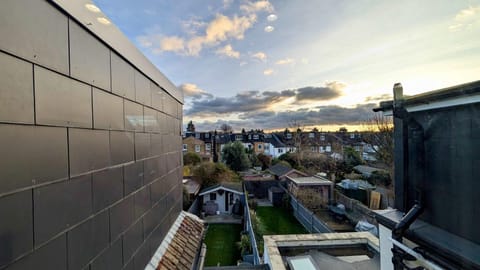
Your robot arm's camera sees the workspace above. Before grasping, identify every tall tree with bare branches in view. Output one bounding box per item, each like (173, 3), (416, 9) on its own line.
(363, 113), (394, 169)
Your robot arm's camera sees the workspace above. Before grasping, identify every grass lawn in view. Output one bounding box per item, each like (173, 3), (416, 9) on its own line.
(256, 206), (307, 235)
(204, 224), (242, 266)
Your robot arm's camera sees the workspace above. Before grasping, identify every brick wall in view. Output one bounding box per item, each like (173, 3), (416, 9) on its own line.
(0, 1), (183, 269)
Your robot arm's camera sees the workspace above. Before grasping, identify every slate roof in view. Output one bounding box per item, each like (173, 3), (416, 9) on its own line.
(268, 163), (293, 177)
(353, 165), (387, 177)
(265, 133), (286, 148)
(146, 211), (204, 270)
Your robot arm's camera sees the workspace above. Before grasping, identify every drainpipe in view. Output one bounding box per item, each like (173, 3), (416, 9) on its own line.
(391, 83), (426, 270)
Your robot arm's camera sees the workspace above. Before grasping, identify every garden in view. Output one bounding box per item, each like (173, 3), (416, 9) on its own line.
(203, 224), (242, 266)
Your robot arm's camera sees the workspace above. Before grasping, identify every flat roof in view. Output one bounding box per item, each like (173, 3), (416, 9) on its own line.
(288, 176), (332, 186)
(51, 0), (183, 103)
(264, 232), (380, 270)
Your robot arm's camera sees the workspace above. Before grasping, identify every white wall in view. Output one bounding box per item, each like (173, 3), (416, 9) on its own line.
(203, 191), (242, 214)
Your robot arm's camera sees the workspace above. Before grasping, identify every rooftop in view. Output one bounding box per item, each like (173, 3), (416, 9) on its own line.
(264, 232), (380, 270)
(147, 212), (204, 270)
(287, 176), (332, 186)
(199, 182), (244, 196)
(353, 165), (387, 177)
(268, 163), (294, 177)
(374, 80), (480, 113)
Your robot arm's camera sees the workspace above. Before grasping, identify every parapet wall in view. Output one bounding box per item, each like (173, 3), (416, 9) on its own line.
(0, 0), (183, 269)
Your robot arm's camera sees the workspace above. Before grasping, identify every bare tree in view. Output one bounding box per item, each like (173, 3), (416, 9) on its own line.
(288, 120), (306, 167)
(363, 113), (394, 169)
(219, 123), (233, 134)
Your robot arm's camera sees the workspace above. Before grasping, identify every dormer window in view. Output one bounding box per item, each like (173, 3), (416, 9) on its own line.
(286, 133), (292, 139)
(236, 135), (242, 141)
(195, 133), (200, 139)
(309, 133), (314, 138)
(320, 135), (325, 141)
(253, 134), (259, 140)
(205, 133), (210, 138)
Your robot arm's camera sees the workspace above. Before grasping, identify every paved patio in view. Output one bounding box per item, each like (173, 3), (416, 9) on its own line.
(255, 198), (273, 207)
(204, 213), (243, 224)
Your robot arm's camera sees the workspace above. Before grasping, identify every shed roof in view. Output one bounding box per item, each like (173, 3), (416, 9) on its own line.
(268, 163), (293, 176)
(287, 176), (332, 186)
(199, 182), (244, 196)
(353, 165), (386, 177)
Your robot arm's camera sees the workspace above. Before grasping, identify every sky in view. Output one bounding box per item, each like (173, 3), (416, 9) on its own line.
(94, 0), (480, 132)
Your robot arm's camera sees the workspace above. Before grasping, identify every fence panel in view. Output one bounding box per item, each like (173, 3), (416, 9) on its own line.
(244, 194), (261, 265)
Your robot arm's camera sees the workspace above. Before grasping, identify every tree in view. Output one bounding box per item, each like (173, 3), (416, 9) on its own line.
(278, 152), (298, 168)
(363, 113), (394, 168)
(192, 162), (238, 187)
(344, 146), (363, 169)
(219, 123), (233, 133)
(222, 141), (251, 171)
(183, 152), (201, 166)
(257, 153), (272, 170)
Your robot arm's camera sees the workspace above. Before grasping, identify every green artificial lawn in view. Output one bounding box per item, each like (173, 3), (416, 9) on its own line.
(256, 206), (308, 235)
(204, 224), (242, 266)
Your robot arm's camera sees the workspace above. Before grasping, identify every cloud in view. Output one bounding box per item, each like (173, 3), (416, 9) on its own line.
(239, 61), (248, 66)
(138, 1), (276, 57)
(216, 44), (240, 58)
(179, 83), (213, 99)
(188, 103), (376, 131)
(252, 52), (267, 61)
(159, 36), (185, 53)
(137, 36), (153, 47)
(267, 14), (278, 22)
(295, 82), (345, 102)
(240, 0), (274, 14)
(138, 13), (257, 56)
(264, 26), (274, 32)
(185, 83), (345, 116)
(186, 89), (295, 116)
(223, 0), (233, 9)
(275, 58), (294, 65)
(263, 69), (274, 75)
(364, 94), (393, 102)
(449, 5), (480, 32)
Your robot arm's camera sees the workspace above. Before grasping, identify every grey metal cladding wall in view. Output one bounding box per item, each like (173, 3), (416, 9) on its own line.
(0, 0), (183, 269)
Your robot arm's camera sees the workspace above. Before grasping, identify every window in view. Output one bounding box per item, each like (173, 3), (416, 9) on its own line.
(205, 133), (210, 138)
(309, 133), (314, 138)
(183, 144), (187, 151)
(253, 134), (259, 140)
(205, 143), (211, 151)
(195, 133), (200, 139)
(195, 145), (200, 152)
(258, 144), (262, 150)
(209, 193), (216, 201)
(320, 146), (325, 153)
(311, 146), (315, 152)
(286, 133), (292, 139)
(320, 135), (325, 141)
(350, 133), (355, 139)
(278, 149), (283, 153)
(236, 135), (242, 141)
(326, 145), (332, 152)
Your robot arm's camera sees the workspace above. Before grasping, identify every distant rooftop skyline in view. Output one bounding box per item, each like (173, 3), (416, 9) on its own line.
(94, 0), (480, 131)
